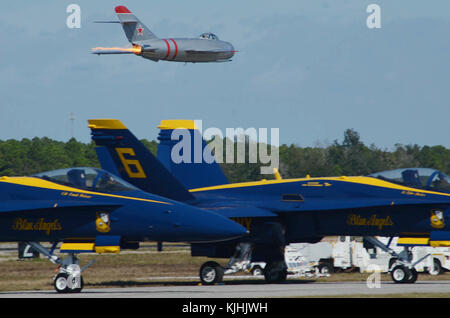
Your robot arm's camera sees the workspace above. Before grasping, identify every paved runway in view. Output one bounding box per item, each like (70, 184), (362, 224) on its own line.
(1, 280), (450, 298)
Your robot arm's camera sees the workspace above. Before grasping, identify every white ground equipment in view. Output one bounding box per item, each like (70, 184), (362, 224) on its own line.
(199, 237), (450, 285)
(331, 236), (450, 277)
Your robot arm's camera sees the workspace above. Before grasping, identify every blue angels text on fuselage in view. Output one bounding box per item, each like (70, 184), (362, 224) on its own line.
(92, 6), (236, 63)
(0, 167), (246, 292)
(88, 118), (450, 285)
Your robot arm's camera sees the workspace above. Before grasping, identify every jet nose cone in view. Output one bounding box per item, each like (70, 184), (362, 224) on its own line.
(152, 204), (248, 243)
(225, 42), (235, 59)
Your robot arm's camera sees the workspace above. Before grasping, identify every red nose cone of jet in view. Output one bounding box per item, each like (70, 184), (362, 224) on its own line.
(115, 6), (132, 14)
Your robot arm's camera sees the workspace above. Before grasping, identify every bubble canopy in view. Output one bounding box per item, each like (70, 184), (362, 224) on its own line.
(199, 32), (219, 40)
(368, 168), (450, 192)
(33, 167), (139, 193)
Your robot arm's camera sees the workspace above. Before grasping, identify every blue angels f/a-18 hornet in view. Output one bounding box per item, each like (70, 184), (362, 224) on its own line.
(88, 119), (450, 285)
(0, 166), (247, 293)
(92, 6), (236, 63)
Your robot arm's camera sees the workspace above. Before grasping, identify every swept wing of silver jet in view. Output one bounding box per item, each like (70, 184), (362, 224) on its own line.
(92, 6), (236, 63)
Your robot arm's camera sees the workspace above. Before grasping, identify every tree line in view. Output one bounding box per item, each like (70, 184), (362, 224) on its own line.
(1, 129), (449, 183)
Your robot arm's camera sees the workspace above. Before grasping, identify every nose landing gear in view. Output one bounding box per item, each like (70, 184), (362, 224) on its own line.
(26, 242), (95, 293)
(364, 236), (428, 284)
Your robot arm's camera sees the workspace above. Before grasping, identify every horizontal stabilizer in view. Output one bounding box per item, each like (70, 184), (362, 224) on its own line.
(93, 21), (121, 24)
(116, 15), (139, 24)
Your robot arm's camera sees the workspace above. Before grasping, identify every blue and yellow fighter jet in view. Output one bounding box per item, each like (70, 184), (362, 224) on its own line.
(0, 165), (247, 293)
(89, 119), (450, 285)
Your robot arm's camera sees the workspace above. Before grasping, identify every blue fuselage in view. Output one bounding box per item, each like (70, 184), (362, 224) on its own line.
(189, 176), (450, 242)
(0, 176), (246, 243)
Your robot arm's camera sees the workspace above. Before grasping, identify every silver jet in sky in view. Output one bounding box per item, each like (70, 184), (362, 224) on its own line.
(92, 6), (236, 63)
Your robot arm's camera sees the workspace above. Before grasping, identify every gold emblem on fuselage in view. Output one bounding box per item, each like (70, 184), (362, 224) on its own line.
(96, 212), (111, 233)
(430, 210), (445, 229)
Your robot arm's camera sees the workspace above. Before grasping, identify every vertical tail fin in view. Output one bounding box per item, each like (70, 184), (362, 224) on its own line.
(157, 120), (229, 189)
(88, 119), (194, 202)
(115, 6), (158, 42)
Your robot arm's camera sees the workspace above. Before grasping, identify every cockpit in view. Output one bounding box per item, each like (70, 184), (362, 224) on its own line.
(33, 167), (138, 193)
(199, 32), (219, 40)
(367, 168), (450, 193)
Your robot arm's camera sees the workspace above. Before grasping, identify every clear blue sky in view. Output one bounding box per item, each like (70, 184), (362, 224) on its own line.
(1, 1), (449, 149)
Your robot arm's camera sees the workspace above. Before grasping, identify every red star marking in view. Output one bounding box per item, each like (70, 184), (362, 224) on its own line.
(137, 25), (144, 35)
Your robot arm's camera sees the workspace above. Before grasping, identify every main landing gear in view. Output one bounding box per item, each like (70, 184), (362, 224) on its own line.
(26, 242), (95, 293)
(363, 236), (430, 284)
(199, 243), (253, 285)
(198, 243), (288, 285)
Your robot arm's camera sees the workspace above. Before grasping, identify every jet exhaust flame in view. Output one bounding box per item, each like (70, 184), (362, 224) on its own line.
(91, 45), (142, 55)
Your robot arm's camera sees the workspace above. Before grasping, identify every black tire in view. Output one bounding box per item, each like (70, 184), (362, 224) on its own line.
(318, 263), (334, 275)
(54, 273), (84, 293)
(263, 262), (287, 283)
(406, 268), (418, 284)
(199, 261), (224, 285)
(391, 265), (412, 284)
(251, 265), (263, 276)
(429, 259), (443, 276)
(54, 273), (69, 293)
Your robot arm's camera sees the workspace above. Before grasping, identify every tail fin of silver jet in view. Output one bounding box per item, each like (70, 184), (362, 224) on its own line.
(115, 6), (158, 42)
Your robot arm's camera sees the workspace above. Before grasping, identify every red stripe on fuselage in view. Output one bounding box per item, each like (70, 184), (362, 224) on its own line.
(170, 39), (178, 60)
(163, 39), (171, 60)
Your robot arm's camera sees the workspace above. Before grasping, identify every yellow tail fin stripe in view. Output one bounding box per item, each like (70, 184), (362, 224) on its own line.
(88, 119), (127, 130)
(158, 119), (197, 130)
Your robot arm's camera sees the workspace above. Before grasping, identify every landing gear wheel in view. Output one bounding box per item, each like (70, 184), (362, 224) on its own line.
(318, 263), (333, 275)
(252, 265), (263, 276)
(391, 265), (416, 284)
(69, 276), (84, 293)
(428, 259), (443, 276)
(54, 273), (69, 293)
(406, 268), (418, 284)
(263, 262), (287, 283)
(53, 273), (84, 293)
(200, 261), (224, 285)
